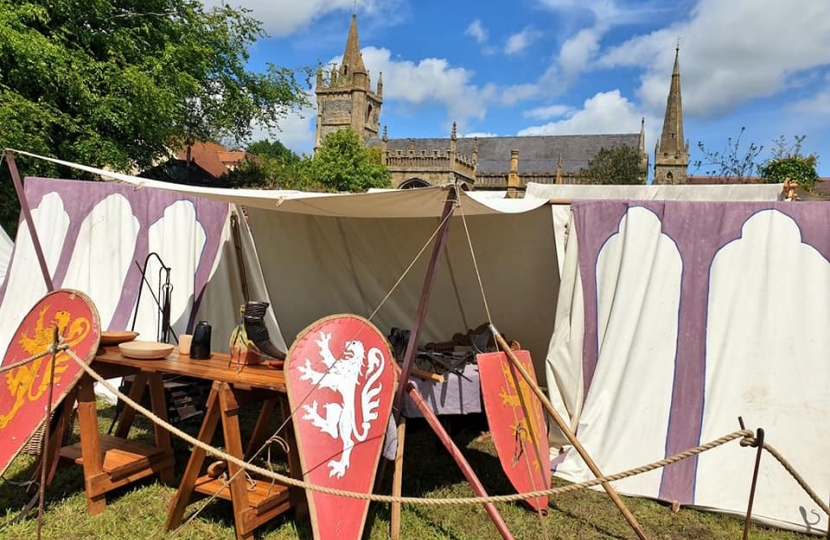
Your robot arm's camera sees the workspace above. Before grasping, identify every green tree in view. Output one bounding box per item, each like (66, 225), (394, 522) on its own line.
(758, 135), (819, 190)
(247, 140), (302, 166)
(307, 129), (391, 192)
(580, 144), (645, 185)
(693, 127), (763, 181)
(220, 139), (313, 190)
(0, 0), (310, 236)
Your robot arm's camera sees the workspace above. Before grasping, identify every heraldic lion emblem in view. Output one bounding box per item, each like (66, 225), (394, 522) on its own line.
(297, 331), (385, 479)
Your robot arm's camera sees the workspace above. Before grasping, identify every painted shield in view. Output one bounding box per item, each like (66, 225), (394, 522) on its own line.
(285, 314), (397, 540)
(0, 289), (101, 476)
(478, 350), (550, 511)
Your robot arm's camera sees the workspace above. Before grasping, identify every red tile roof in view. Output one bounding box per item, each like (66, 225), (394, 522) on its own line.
(176, 141), (250, 178)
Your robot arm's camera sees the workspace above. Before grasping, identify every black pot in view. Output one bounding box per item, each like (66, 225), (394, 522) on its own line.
(191, 321), (212, 359)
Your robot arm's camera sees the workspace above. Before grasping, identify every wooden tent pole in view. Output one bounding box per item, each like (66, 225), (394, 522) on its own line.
(490, 325), (649, 540)
(5, 150), (54, 291)
(392, 186), (457, 419)
(389, 186), (457, 539)
(406, 381), (514, 540)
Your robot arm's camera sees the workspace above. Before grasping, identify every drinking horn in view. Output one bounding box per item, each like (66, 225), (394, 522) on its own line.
(242, 301), (287, 360)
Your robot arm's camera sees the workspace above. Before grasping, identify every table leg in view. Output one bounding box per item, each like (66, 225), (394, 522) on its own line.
(217, 383), (253, 540)
(114, 372), (149, 439)
(165, 384), (221, 531)
(245, 398), (277, 461)
(35, 390), (77, 488)
(147, 373), (174, 484)
(76, 375), (107, 515)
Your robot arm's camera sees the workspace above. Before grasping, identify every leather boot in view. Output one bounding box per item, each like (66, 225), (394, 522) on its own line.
(242, 301), (286, 360)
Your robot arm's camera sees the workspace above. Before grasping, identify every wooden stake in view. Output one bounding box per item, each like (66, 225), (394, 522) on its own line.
(390, 417), (406, 540)
(490, 325), (649, 540)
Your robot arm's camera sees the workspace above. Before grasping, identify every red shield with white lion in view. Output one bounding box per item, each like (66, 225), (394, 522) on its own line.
(285, 314), (397, 540)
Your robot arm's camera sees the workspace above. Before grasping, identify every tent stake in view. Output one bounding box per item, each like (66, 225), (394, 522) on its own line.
(742, 425), (765, 540)
(490, 324), (649, 540)
(5, 150), (54, 291)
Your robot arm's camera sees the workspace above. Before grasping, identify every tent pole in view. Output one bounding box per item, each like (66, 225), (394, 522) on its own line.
(490, 325), (650, 540)
(392, 185), (457, 418)
(387, 186), (457, 540)
(5, 150), (54, 291)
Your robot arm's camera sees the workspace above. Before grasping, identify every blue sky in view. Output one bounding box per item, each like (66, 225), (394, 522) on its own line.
(209, 0), (830, 178)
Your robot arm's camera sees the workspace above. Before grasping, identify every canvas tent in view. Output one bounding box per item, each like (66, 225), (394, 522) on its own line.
(0, 225), (11, 286)
(546, 199), (830, 535)
(2, 150), (814, 533)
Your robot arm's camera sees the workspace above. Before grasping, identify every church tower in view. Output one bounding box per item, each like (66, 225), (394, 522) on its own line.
(653, 45), (689, 184)
(314, 14), (383, 151)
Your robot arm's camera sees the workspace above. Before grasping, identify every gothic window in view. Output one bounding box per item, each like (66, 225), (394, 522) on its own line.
(400, 178), (431, 189)
(667, 172), (674, 182)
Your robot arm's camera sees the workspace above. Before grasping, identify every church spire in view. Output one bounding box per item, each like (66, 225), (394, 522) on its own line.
(653, 44), (689, 184)
(341, 14), (367, 76)
(657, 45), (685, 157)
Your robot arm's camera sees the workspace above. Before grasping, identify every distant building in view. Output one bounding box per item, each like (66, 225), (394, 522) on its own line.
(314, 14), (661, 192)
(139, 141), (253, 187)
(653, 46), (690, 185)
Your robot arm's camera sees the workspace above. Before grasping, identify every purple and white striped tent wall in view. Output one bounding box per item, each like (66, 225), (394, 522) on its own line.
(547, 200), (830, 534)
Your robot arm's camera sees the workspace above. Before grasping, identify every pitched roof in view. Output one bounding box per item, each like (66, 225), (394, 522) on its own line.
(175, 141), (248, 178)
(374, 133), (641, 174)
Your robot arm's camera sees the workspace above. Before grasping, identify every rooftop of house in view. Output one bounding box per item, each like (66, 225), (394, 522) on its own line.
(175, 141), (249, 178)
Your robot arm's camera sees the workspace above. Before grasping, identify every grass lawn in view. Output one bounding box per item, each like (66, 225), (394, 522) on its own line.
(0, 400), (816, 540)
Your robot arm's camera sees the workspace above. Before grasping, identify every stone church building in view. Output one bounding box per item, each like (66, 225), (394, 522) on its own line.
(315, 14), (688, 190)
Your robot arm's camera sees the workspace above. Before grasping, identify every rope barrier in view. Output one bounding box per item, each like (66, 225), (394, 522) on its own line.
(65, 348), (774, 507)
(0, 344), (68, 375)
(741, 435), (830, 518)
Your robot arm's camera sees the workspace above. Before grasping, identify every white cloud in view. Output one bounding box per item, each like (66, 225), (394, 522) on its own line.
(524, 104), (571, 120)
(518, 90), (657, 149)
(251, 102), (316, 154)
(465, 19), (488, 44)
(558, 27), (603, 77)
(505, 26), (542, 55)
(598, 0), (830, 118)
(202, 0), (405, 37)
(536, 0), (667, 27)
(789, 91), (830, 116)
(461, 132), (498, 138)
(499, 83), (543, 106)
(360, 47), (496, 130)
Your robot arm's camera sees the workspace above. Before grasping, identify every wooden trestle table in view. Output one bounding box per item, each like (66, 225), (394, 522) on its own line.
(60, 346), (303, 540)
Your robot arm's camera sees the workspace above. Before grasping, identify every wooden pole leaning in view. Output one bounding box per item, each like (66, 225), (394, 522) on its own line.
(489, 325), (649, 540)
(405, 381), (514, 540)
(5, 150), (54, 291)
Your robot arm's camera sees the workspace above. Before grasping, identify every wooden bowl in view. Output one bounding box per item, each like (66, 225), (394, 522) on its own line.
(118, 341), (175, 360)
(101, 331), (139, 346)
